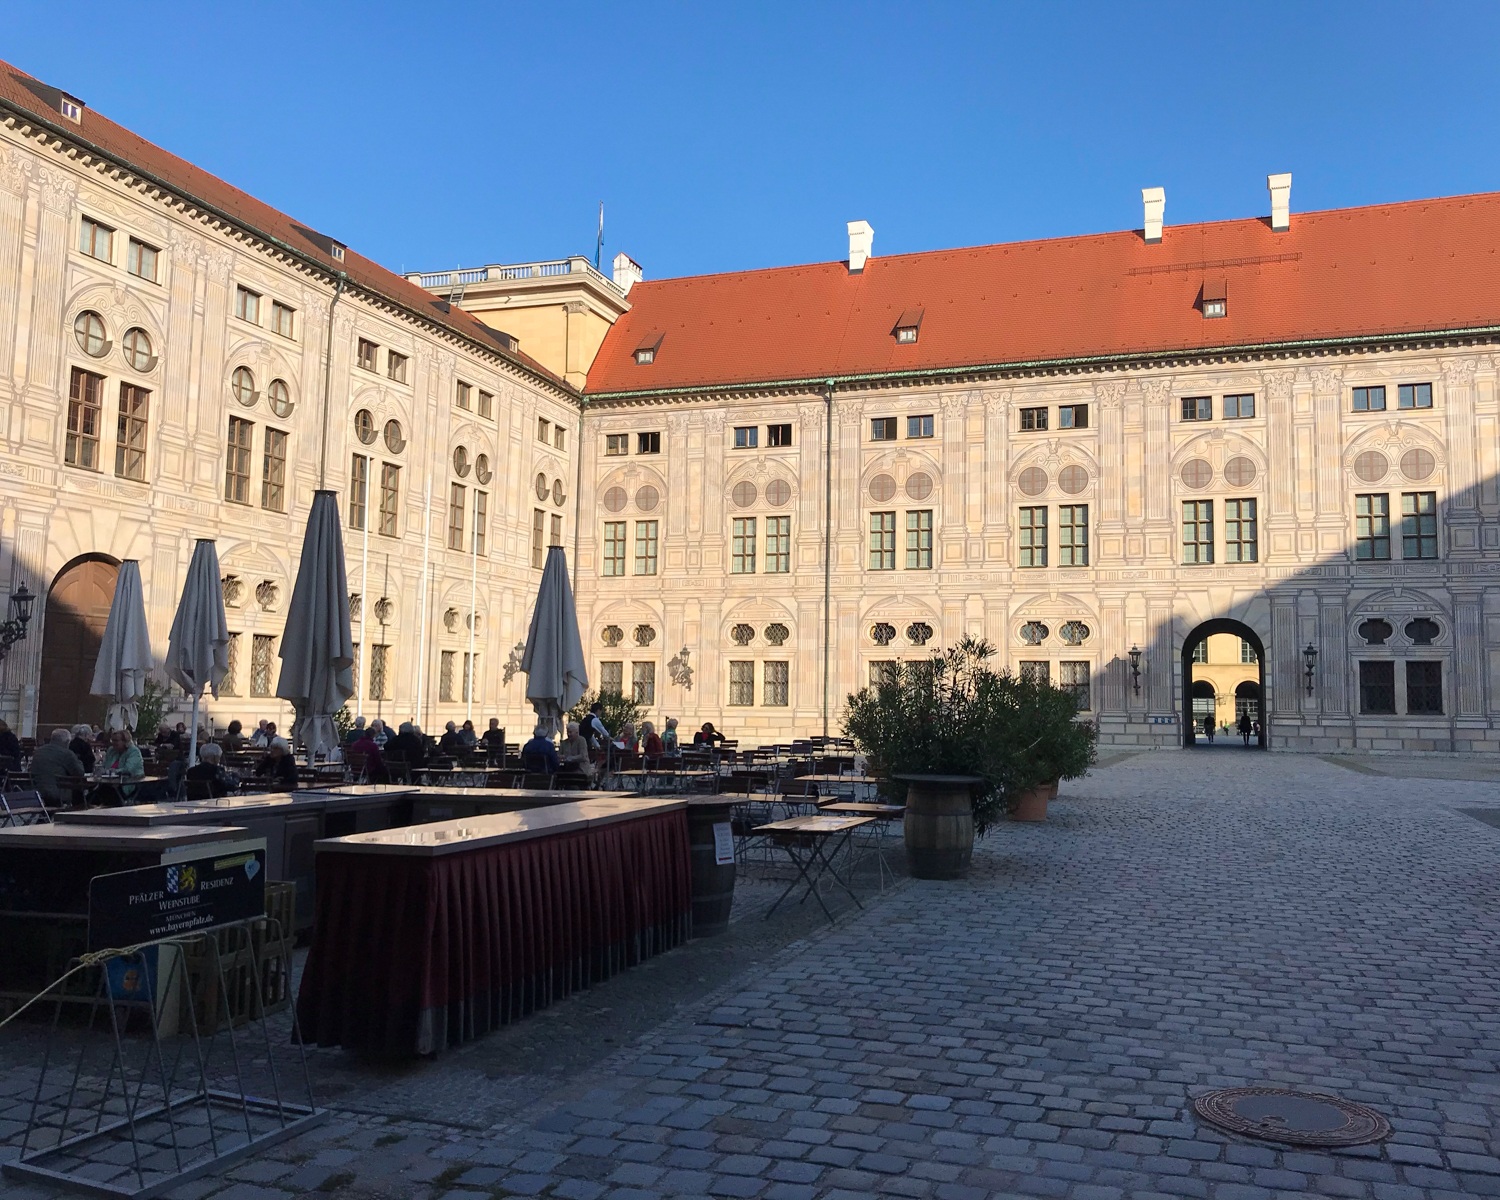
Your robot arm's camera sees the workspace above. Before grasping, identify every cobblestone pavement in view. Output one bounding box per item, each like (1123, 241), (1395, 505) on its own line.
(6, 750), (1500, 1199)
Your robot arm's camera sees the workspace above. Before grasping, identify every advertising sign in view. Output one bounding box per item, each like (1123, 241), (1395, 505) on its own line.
(88, 847), (266, 952)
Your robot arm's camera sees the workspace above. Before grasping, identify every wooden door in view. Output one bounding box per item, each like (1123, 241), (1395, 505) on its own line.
(36, 557), (119, 731)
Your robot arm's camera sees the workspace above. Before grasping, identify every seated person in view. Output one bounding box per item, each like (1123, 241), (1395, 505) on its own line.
(557, 721), (593, 780)
(641, 721), (665, 761)
(369, 718), (390, 747)
(69, 724), (97, 772)
(661, 717), (680, 755)
(344, 716), (367, 745)
(222, 719), (248, 751)
(613, 722), (639, 755)
(458, 719), (478, 749)
(386, 721), (427, 771)
(0, 718), (22, 770)
(250, 720), (273, 747)
(348, 728), (390, 784)
(437, 721), (465, 756)
(480, 718), (506, 756)
(520, 724), (562, 775)
(692, 721), (727, 747)
(30, 728), (85, 807)
(154, 724), (180, 749)
(253, 737), (299, 791)
(97, 728), (146, 805)
(184, 743), (239, 798)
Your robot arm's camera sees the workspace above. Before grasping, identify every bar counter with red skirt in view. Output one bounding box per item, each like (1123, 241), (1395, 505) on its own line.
(296, 796), (691, 1056)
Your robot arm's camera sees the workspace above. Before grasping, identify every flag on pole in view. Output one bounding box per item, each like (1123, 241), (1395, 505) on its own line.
(595, 202), (604, 269)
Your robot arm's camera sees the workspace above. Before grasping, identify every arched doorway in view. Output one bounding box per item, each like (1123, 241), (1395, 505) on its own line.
(36, 555), (120, 732)
(1182, 618), (1266, 748)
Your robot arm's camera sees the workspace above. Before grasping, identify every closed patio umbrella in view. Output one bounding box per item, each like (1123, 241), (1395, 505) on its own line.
(165, 539), (229, 769)
(89, 559), (153, 733)
(519, 544), (588, 738)
(276, 491), (354, 764)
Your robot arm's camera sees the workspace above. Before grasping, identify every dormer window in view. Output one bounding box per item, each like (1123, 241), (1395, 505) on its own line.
(892, 307), (924, 344)
(330, 243), (345, 262)
(1202, 280), (1227, 319)
(634, 332), (663, 365)
(59, 94), (83, 122)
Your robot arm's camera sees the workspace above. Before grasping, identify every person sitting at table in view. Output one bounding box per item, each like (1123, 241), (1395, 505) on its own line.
(661, 717), (680, 755)
(520, 724), (561, 775)
(481, 718), (506, 757)
(613, 722), (639, 756)
(154, 724), (180, 749)
(387, 721), (427, 772)
(185, 743), (239, 799)
(437, 721), (465, 756)
(692, 721), (727, 747)
(344, 715), (367, 745)
(253, 737), (299, 791)
(30, 728), (85, 808)
(96, 728), (146, 805)
(347, 726), (390, 783)
(459, 719), (478, 749)
(640, 720), (665, 762)
(69, 724), (98, 772)
(250, 719), (270, 747)
(370, 718), (390, 747)
(557, 721), (593, 780)
(222, 719), (248, 751)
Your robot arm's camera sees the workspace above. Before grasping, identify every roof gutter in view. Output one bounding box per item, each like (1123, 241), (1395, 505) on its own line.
(582, 324), (1500, 403)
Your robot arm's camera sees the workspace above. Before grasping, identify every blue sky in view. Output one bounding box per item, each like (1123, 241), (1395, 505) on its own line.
(8, 2), (1500, 281)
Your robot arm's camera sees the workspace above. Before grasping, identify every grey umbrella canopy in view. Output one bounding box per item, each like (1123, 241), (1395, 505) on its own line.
(165, 539), (230, 766)
(520, 544), (588, 737)
(89, 560), (153, 733)
(276, 490), (354, 761)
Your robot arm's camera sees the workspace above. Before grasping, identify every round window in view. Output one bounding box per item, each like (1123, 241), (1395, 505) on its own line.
(1353, 451), (1388, 483)
(602, 486), (627, 512)
(231, 366), (257, 407)
(766, 478), (792, 507)
(267, 379), (294, 418)
(453, 446), (471, 477)
(354, 410), (376, 444)
(535, 472), (549, 501)
(475, 453), (492, 484)
(1057, 465), (1089, 494)
(121, 327), (153, 371)
(74, 311), (108, 357)
(384, 420), (405, 453)
(1224, 456), (1258, 487)
(905, 471), (934, 500)
(1180, 459), (1213, 489)
(1401, 448), (1436, 481)
(635, 484), (659, 511)
(868, 474), (897, 503)
(1017, 467), (1048, 496)
(553, 478), (566, 506)
(731, 481), (758, 508)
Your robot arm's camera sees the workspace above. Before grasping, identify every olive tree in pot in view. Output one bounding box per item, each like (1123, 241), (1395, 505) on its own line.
(1002, 670), (1097, 822)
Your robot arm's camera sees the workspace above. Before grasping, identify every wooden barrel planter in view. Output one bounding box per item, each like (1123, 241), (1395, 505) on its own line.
(895, 774), (980, 880)
(686, 801), (736, 936)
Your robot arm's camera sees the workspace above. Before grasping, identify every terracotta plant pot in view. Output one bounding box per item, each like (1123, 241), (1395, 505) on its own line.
(1010, 785), (1049, 822)
(896, 773), (980, 880)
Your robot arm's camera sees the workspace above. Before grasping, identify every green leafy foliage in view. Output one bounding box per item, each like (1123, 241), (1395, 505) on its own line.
(132, 676), (171, 741)
(843, 636), (1096, 835)
(567, 688), (646, 735)
(332, 704), (353, 741)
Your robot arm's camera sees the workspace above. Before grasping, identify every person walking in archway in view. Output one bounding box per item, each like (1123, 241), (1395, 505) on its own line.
(1237, 711), (1253, 747)
(1202, 714), (1215, 743)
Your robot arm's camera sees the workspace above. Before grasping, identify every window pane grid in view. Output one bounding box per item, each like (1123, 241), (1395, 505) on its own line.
(261, 428), (287, 511)
(905, 510), (933, 569)
(1019, 506), (1047, 568)
(1224, 498), (1258, 562)
(225, 416), (253, 503)
(66, 368), (103, 470)
(766, 515), (791, 573)
(1406, 660), (1442, 714)
(869, 512), (895, 570)
(1353, 386), (1386, 412)
(1398, 383), (1432, 410)
(473, 490), (488, 556)
(635, 520), (659, 575)
(1059, 661), (1090, 711)
(1359, 661), (1395, 714)
(764, 661), (789, 706)
(1058, 504), (1088, 566)
(250, 634), (275, 697)
(348, 455), (368, 529)
(603, 522), (627, 576)
(732, 517), (757, 574)
(1401, 491), (1437, 559)
(114, 384), (149, 481)
(599, 661), (623, 694)
(729, 661), (754, 706)
(1355, 493), (1391, 560)
(448, 483), (466, 550)
(1182, 500), (1214, 564)
(378, 464), (400, 536)
(632, 662), (656, 706)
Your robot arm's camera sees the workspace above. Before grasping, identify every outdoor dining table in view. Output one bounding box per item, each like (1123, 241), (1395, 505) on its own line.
(610, 769), (718, 794)
(753, 813), (873, 923)
(818, 802), (905, 888)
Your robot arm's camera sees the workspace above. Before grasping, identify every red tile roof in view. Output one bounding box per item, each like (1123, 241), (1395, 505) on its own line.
(586, 192), (1500, 396)
(0, 60), (571, 394)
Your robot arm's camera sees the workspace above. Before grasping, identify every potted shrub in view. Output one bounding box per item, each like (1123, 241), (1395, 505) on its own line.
(1000, 670), (1097, 821)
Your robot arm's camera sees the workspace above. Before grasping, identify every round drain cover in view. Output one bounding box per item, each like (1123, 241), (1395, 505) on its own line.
(1193, 1088), (1391, 1147)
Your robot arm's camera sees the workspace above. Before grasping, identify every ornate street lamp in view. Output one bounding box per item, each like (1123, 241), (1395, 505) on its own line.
(0, 583), (35, 661)
(1303, 643), (1318, 696)
(1127, 644), (1143, 695)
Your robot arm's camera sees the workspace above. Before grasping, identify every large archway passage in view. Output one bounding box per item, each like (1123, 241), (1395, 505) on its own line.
(36, 555), (119, 731)
(1182, 618), (1266, 749)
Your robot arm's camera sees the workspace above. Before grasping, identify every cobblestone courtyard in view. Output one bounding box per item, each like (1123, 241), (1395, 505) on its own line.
(6, 750), (1500, 1199)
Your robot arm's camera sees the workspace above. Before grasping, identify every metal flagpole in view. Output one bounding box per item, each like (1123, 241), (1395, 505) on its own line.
(415, 470), (434, 727)
(467, 488), (478, 724)
(359, 480), (369, 721)
(595, 202), (604, 270)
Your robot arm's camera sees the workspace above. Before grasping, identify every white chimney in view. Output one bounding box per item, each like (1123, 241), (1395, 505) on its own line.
(847, 220), (874, 273)
(1268, 172), (1292, 232)
(612, 251), (643, 294)
(1142, 187), (1165, 244)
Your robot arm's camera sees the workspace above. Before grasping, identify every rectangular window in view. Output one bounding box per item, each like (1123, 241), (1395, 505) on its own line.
(448, 483), (466, 550)
(222, 633), (240, 696)
(473, 490), (488, 556)
(65, 367), (104, 470)
(869, 660), (897, 687)
(554, 424), (565, 451)
(440, 650), (456, 702)
(114, 384), (149, 481)
(869, 511), (896, 570)
(637, 431), (661, 454)
(234, 285), (260, 324)
(599, 661), (623, 695)
(1058, 504), (1088, 567)
(387, 351), (408, 383)
(1401, 491), (1438, 559)
(732, 517), (757, 574)
(632, 662), (656, 706)
(1019, 406), (1048, 431)
(250, 634), (275, 697)
(349, 454), (368, 529)
(907, 414), (934, 439)
(532, 509), (546, 568)
(605, 433), (628, 456)
(1181, 396), (1212, 421)
(1191, 642), (1208, 663)
(1058, 404), (1088, 430)
(271, 301), (296, 339)
(1020, 661), (1050, 684)
(1406, 661), (1443, 714)
(79, 216), (113, 262)
(225, 416), (253, 503)
(1359, 661), (1396, 714)
(729, 661), (755, 706)
(733, 425), (758, 449)
(767, 423), (792, 447)
(905, 510), (933, 569)
(551, 513), (563, 547)
(1353, 385), (1386, 412)
(1355, 493), (1391, 560)
(1059, 661), (1091, 711)
(1224, 498), (1258, 563)
(1398, 382), (1433, 410)
(457, 382), (473, 410)
(463, 653), (478, 703)
(766, 515), (791, 573)
(368, 644), (390, 701)
(126, 237), (158, 282)
(1223, 393), (1255, 419)
(356, 338), (377, 371)
(478, 389), (493, 419)
(764, 661), (789, 706)
(603, 522), (627, 576)
(635, 520), (659, 575)
(1019, 506), (1048, 568)
(261, 428), (287, 511)
(1182, 500), (1214, 564)
(1240, 639), (1259, 665)
(870, 417), (897, 441)
(378, 464), (400, 536)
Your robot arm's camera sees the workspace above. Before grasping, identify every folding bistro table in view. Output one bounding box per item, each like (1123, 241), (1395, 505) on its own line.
(753, 813), (872, 922)
(819, 801), (905, 888)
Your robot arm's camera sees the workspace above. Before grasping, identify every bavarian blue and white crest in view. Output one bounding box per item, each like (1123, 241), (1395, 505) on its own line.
(166, 865), (181, 894)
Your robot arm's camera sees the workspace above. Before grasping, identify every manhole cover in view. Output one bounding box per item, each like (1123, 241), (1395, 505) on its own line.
(1193, 1088), (1391, 1147)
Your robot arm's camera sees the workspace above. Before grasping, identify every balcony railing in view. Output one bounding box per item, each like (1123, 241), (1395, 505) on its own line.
(412, 256), (621, 295)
